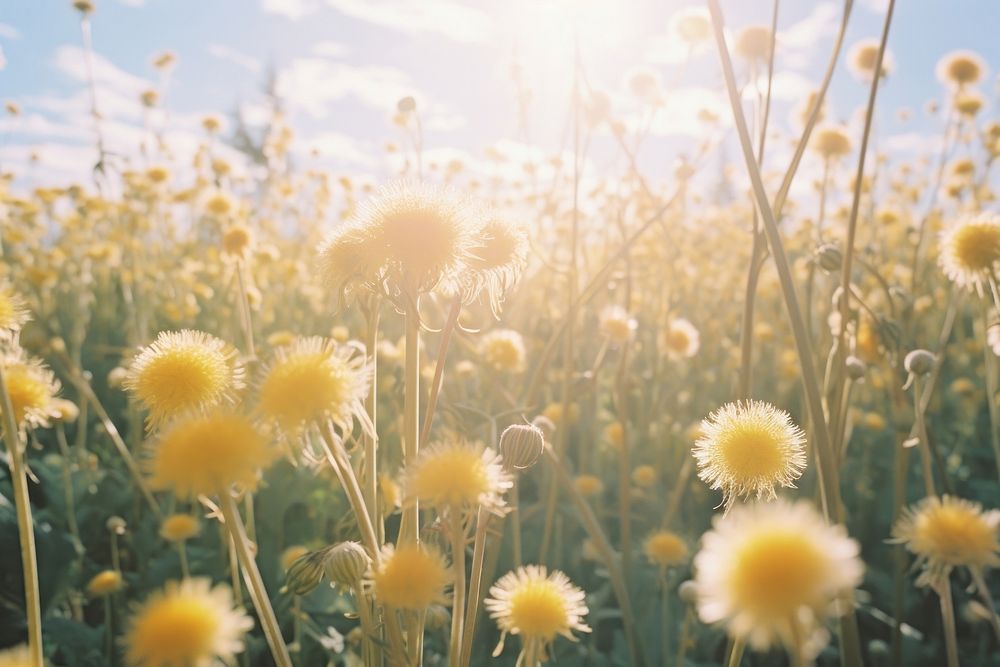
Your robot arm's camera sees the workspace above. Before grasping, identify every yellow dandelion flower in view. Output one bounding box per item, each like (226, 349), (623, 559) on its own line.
(124, 330), (245, 429)
(631, 464), (657, 488)
(599, 306), (637, 344)
(573, 474), (603, 498)
(812, 125), (852, 160)
(485, 565), (590, 665)
(1, 351), (60, 430)
(257, 336), (371, 436)
(0, 283), (28, 338)
(371, 543), (450, 611)
(87, 569), (125, 597)
(204, 192), (233, 217)
(937, 50), (987, 87)
(125, 578), (252, 667)
(892, 495), (1000, 589)
(604, 421), (624, 449)
(847, 39), (893, 81)
(456, 215), (528, 314)
(662, 318), (700, 359)
(403, 439), (511, 510)
(480, 329), (526, 374)
(221, 225), (253, 258)
(149, 411), (275, 498)
(692, 400), (807, 510)
(669, 7), (711, 44)
(160, 514), (201, 543)
(380, 474), (402, 515)
(734, 25), (772, 62)
(938, 212), (1000, 293)
(644, 530), (688, 568)
(694, 500), (863, 660)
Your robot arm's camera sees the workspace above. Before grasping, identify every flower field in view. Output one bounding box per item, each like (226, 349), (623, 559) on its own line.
(0, 1), (998, 666)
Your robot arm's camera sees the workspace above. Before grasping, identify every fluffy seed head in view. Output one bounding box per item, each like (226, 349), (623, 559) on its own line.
(1, 351), (60, 430)
(694, 500), (864, 659)
(149, 411), (275, 498)
(0, 283), (28, 339)
(693, 400), (807, 511)
(124, 330), (244, 429)
(125, 578), (253, 667)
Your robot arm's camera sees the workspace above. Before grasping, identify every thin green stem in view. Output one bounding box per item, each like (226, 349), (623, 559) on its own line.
(448, 509), (466, 667)
(937, 581), (960, 667)
(400, 305), (421, 545)
(459, 506), (493, 667)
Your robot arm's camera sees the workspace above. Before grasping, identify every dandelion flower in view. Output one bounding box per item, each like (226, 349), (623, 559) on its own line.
(485, 565), (590, 665)
(662, 317), (700, 359)
(848, 39), (893, 81)
(694, 500), (864, 659)
(403, 439), (511, 510)
(149, 411), (275, 498)
(461, 215), (528, 313)
(160, 514), (201, 543)
(938, 212), (1000, 293)
(125, 578), (253, 667)
(480, 329), (527, 374)
(892, 495), (1000, 589)
(0, 283), (28, 338)
(124, 330), (244, 429)
(812, 125), (852, 160)
(257, 336), (370, 436)
(692, 400), (806, 510)
(599, 306), (637, 344)
(937, 50), (987, 87)
(669, 7), (711, 44)
(1, 351), (60, 430)
(631, 464), (657, 488)
(371, 543), (450, 611)
(572, 474), (603, 498)
(734, 25), (772, 62)
(644, 530), (688, 569)
(87, 569), (125, 597)
(221, 225), (253, 258)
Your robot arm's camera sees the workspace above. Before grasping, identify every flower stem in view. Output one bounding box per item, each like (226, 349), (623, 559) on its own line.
(1, 363), (43, 665)
(400, 305), (421, 545)
(937, 581), (960, 667)
(448, 509), (466, 667)
(218, 492), (294, 667)
(726, 637), (745, 667)
(459, 506), (492, 667)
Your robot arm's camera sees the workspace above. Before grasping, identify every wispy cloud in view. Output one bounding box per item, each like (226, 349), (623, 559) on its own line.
(52, 44), (151, 98)
(207, 43), (262, 74)
(323, 0), (491, 44)
(260, 0), (320, 20)
(779, 2), (840, 70)
(313, 40), (349, 58)
(277, 58), (422, 116)
(0, 22), (20, 40)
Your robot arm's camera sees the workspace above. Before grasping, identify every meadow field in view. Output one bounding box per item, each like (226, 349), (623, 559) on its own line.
(0, 0), (998, 665)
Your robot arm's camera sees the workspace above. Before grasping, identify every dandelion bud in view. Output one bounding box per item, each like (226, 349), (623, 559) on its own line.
(815, 243), (842, 273)
(499, 423), (545, 471)
(678, 580), (698, 605)
(904, 349), (936, 376)
(51, 398), (80, 423)
(106, 516), (127, 535)
(323, 541), (371, 588)
(845, 356), (867, 381)
(284, 550), (326, 596)
(73, 0), (95, 14)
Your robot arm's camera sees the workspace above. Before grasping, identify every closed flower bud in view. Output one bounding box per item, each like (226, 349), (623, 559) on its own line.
(499, 423), (546, 470)
(284, 550), (326, 596)
(323, 541), (371, 588)
(845, 356), (867, 381)
(530, 415), (556, 442)
(106, 516), (127, 535)
(904, 349), (936, 376)
(678, 580), (698, 605)
(815, 243), (842, 273)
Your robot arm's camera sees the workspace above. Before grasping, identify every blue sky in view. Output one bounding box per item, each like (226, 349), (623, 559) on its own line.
(0, 0), (997, 192)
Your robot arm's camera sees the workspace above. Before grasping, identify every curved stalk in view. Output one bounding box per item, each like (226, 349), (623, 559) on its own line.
(448, 509), (466, 666)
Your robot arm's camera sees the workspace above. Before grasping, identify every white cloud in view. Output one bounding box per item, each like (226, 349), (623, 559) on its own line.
(276, 58), (422, 116)
(312, 40), (349, 58)
(0, 22), (20, 40)
(323, 0), (492, 43)
(116, 0), (146, 6)
(300, 130), (375, 166)
(207, 43), (262, 74)
(779, 2), (840, 69)
(52, 45), (151, 98)
(260, 0), (321, 20)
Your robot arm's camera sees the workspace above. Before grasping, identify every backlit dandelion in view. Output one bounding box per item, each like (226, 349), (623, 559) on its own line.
(125, 578), (253, 667)
(257, 336), (371, 437)
(479, 328), (527, 374)
(148, 411), (275, 498)
(0, 283), (28, 338)
(662, 317), (700, 359)
(693, 500), (864, 660)
(403, 439), (511, 510)
(123, 330), (244, 429)
(938, 212), (1000, 293)
(1, 351), (60, 430)
(937, 50), (987, 87)
(693, 400), (806, 510)
(485, 565), (590, 666)
(371, 543), (450, 611)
